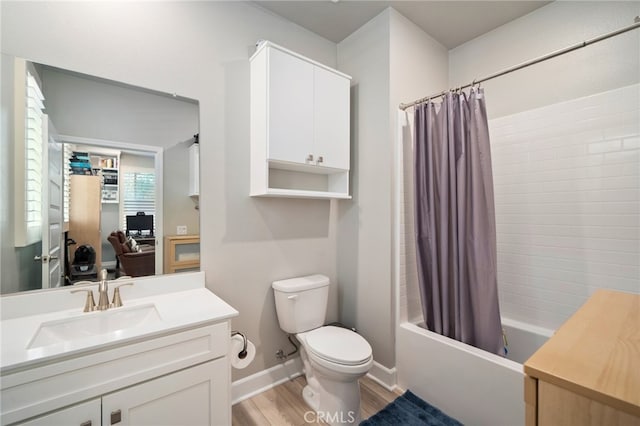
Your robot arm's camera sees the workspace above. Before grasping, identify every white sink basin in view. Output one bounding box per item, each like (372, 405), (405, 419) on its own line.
(27, 304), (161, 349)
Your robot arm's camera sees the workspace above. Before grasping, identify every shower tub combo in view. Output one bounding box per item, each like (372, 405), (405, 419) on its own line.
(394, 100), (558, 425)
(396, 318), (553, 426)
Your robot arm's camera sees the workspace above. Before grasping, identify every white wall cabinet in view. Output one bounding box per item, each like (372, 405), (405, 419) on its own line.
(312, 65), (350, 170)
(250, 41), (352, 199)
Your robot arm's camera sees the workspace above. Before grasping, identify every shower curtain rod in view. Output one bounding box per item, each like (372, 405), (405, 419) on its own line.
(399, 16), (640, 111)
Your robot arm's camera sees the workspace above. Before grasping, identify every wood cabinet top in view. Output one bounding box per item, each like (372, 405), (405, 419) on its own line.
(524, 289), (640, 417)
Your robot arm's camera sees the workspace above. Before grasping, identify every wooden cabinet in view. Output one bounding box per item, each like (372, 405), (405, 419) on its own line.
(250, 40), (351, 199)
(165, 235), (200, 273)
(524, 290), (640, 426)
(69, 175), (101, 271)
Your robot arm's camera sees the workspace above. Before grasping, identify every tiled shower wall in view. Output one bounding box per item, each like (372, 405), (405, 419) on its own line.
(398, 84), (639, 330)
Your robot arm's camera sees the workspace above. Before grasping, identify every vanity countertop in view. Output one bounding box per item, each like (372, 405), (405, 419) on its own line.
(0, 272), (238, 373)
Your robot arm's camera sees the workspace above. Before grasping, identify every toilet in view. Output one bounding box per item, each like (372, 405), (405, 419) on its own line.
(272, 274), (372, 426)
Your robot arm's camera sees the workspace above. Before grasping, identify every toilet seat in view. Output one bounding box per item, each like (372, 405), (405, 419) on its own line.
(305, 326), (372, 366)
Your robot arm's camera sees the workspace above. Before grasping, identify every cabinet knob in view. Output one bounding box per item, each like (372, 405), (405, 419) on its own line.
(306, 154), (314, 163)
(316, 156), (324, 165)
(80, 421), (92, 426)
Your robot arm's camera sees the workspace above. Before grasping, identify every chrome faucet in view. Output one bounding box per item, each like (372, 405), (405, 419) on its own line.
(97, 269), (110, 311)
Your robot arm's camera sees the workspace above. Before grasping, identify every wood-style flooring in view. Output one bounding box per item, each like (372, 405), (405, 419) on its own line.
(232, 375), (402, 425)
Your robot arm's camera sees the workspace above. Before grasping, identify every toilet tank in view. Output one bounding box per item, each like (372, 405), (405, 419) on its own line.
(272, 274), (330, 334)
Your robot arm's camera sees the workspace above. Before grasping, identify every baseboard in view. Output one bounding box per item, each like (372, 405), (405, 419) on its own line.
(366, 361), (398, 392)
(231, 358), (397, 405)
(231, 357), (304, 405)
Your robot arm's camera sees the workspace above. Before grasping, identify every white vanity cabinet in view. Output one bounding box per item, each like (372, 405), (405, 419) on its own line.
(4, 323), (231, 426)
(250, 41), (352, 199)
(101, 358), (227, 426)
(18, 399), (101, 426)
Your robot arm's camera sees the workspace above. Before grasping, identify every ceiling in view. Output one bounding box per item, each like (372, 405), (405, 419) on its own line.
(254, 1), (551, 49)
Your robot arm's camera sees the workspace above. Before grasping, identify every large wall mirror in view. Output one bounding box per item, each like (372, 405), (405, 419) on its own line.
(1, 56), (200, 295)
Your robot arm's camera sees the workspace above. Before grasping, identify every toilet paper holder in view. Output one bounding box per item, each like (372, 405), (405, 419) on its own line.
(231, 331), (248, 359)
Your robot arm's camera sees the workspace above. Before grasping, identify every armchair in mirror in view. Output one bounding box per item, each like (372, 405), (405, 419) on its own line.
(0, 56), (201, 294)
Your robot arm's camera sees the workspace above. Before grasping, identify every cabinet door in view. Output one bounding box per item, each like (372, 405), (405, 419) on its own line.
(267, 47), (314, 165)
(18, 399), (100, 426)
(188, 143), (199, 197)
(69, 175), (102, 271)
(313, 66), (350, 170)
(102, 358), (229, 426)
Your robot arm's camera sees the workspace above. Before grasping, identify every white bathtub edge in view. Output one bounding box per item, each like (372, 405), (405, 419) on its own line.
(401, 322), (522, 373)
(397, 321), (526, 426)
(502, 317), (555, 338)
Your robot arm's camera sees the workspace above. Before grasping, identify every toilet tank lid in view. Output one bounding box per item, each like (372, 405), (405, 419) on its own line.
(272, 274), (330, 292)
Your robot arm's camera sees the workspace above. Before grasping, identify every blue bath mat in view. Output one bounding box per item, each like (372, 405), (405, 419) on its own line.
(361, 390), (462, 426)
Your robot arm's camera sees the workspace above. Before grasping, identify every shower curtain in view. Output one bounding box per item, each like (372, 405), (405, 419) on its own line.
(413, 89), (503, 355)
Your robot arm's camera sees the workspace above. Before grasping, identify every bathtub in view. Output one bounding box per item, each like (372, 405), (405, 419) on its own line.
(396, 318), (553, 426)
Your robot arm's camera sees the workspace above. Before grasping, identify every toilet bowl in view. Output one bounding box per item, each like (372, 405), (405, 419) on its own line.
(297, 326), (373, 425)
(272, 275), (373, 426)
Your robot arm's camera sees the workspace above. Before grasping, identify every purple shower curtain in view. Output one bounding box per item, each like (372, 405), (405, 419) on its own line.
(413, 89), (503, 355)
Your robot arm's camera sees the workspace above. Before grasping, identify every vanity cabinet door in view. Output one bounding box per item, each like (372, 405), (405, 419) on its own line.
(101, 358), (228, 426)
(17, 399), (100, 426)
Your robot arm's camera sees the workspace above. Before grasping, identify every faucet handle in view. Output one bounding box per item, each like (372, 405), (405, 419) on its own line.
(111, 282), (134, 308)
(71, 289), (96, 312)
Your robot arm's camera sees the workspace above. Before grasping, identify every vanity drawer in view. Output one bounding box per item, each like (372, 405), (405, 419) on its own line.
(1, 322), (229, 425)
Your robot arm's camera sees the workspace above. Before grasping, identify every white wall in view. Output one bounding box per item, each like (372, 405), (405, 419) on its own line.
(337, 10), (393, 368)
(1, 54), (19, 293)
(337, 8), (449, 370)
(449, 1), (640, 119)
(1, 55), (43, 293)
(1, 1), (339, 380)
(41, 67), (200, 239)
(389, 10), (448, 327)
(442, 2), (640, 329)
(41, 68), (199, 149)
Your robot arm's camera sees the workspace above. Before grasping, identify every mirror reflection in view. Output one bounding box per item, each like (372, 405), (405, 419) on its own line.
(1, 57), (200, 294)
